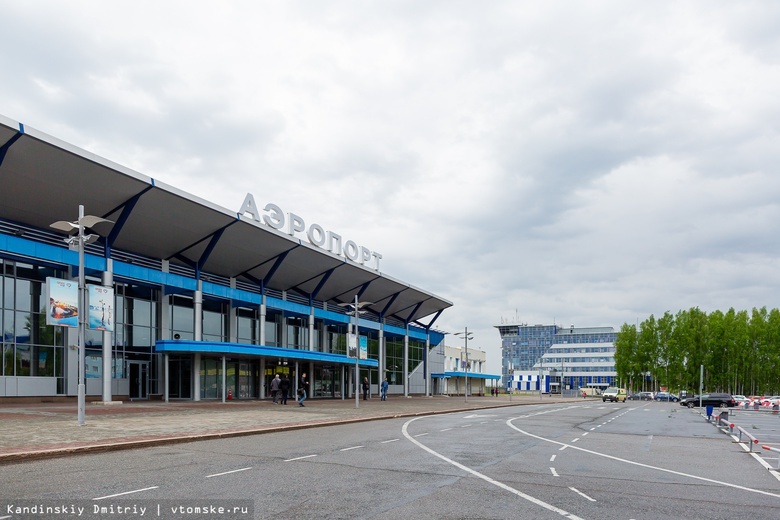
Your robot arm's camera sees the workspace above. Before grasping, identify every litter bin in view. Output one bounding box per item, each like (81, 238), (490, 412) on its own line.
(705, 405), (714, 420)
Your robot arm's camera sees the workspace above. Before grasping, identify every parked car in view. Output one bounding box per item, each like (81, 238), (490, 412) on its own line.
(602, 387), (627, 403)
(654, 392), (679, 402)
(760, 396), (780, 407)
(628, 391), (653, 401)
(679, 393), (735, 408)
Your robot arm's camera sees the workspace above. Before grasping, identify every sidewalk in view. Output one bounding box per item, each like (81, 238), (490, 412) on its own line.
(0, 394), (574, 464)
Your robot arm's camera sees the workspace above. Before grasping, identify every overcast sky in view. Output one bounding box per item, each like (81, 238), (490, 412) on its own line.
(3, 1), (780, 374)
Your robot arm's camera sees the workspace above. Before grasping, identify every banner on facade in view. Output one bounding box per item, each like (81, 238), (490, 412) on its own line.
(347, 334), (368, 360)
(45, 277), (79, 327)
(87, 284), (114, 332)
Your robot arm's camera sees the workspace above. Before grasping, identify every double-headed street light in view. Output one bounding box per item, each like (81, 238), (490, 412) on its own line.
(454, 327), (473, 403)
(51, 205), (112, 426)
(339, 296), (372, 409)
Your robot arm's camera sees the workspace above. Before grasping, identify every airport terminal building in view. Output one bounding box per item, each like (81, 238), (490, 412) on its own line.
(0, 115), (452, 402)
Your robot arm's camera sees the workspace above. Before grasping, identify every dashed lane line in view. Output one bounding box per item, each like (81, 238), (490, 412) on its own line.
(206, 467), (252, 478)
(93, 487), (159, 500)
(402, 417), (585, 520)
(507, 419), (780, 499)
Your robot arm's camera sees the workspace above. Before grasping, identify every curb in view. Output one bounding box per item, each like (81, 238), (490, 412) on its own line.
(0, 402), (529, 464)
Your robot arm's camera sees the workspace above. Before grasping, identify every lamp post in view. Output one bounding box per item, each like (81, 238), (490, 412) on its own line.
(51, 205), (112, 426)
(454, 327), (473, 403)
(339, 296), (372, 409)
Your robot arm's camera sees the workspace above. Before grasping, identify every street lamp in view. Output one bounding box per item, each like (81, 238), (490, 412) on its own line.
(51, 205), (112, 426)
(454, 327), (473, 403)
(339, 296), (372, 409)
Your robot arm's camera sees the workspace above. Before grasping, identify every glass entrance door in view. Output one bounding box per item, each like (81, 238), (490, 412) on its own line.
(128, 361), (149, 400)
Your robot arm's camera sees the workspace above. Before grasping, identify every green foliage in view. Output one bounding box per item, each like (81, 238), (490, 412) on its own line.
(616, 307), (780, 395)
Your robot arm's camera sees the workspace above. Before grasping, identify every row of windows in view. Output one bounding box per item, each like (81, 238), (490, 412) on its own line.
(0, 258), (430, 380)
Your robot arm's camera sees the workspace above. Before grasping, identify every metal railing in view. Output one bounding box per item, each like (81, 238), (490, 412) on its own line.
(761, 445), (780, 470)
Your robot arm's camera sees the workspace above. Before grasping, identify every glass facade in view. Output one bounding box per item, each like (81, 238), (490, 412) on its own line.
(498, 324), (558, 386)
(1, 260), (66, 392)
(0, 237), (441, 402)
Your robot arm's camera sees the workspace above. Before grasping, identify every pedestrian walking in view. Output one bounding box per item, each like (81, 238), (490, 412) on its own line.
(298, 372), (308, 407)
(362, 376), (370, 400)
(279, 374), (290, 405)
(380, 377), (388, 401)
(270, 374), (281, 404)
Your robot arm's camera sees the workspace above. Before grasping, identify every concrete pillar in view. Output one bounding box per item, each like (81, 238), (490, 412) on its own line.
(308, 311), (315, 351)
(259, 298), (266, 345)
(101, 259), (113, 402)
(403, 327), (409, 397)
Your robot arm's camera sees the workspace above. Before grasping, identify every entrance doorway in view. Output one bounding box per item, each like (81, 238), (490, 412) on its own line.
(128, 361), (149, 400)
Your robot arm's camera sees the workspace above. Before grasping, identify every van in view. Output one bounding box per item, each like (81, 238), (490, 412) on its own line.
(602, 387), (627, 403)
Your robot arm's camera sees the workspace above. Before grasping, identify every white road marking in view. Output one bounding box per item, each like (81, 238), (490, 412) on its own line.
(381, 438), (399, 443)
(414, 432), (429, 437)
(284, 454), (317, 462)
(550, 467), (559, 477)
(507, 420), (780, 499)
(558, 445), (567, 451)
(582, 432), (589, 436)
(340, 446), (364, 451)
(550, 455), (557, 462)
(571, 438), (580, 443)
(205, 467), (252, 478)
(441, 428), (453, 431)
(569, 487), (596, 502)
(402, 418), (585, 520)
(93, 487), (159, 500)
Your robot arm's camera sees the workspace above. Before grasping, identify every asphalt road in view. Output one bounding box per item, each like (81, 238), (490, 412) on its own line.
(2, 401), (779, 520)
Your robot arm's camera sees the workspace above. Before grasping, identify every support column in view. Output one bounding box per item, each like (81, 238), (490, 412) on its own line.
(259, 297), (266, 345)
(403, 327), (409, 398)
(101, 260), (113, 403)
(378, 323), (385, 397)
(221, 355), (226, 403)
(193, 352), (201, 401)
(308, 311), (315, 351)
(159, 260), (171, 401)
(425, 336), (431, 397)
(193, 282), (203, 401)
(259, 358), (266, 399)
(341, 365), (345, 401)
(194, 281), (203, 341)
(164, 354), (169, 403)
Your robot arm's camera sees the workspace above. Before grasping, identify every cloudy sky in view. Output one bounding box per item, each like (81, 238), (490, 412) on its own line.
(3, 1), (780, 374)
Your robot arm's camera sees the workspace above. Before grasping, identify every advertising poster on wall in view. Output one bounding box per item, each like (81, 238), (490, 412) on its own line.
(45, 277), (79, 327)
(88, 284), (114, 332)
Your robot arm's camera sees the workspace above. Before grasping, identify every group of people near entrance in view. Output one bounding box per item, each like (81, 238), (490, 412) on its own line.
(271, 374), (389, 404)
(269, 372), (309, 407)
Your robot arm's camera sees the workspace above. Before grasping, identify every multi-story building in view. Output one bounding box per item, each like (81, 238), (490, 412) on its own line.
(499, 324), (618, 395)
(495, 322), (557, 387)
